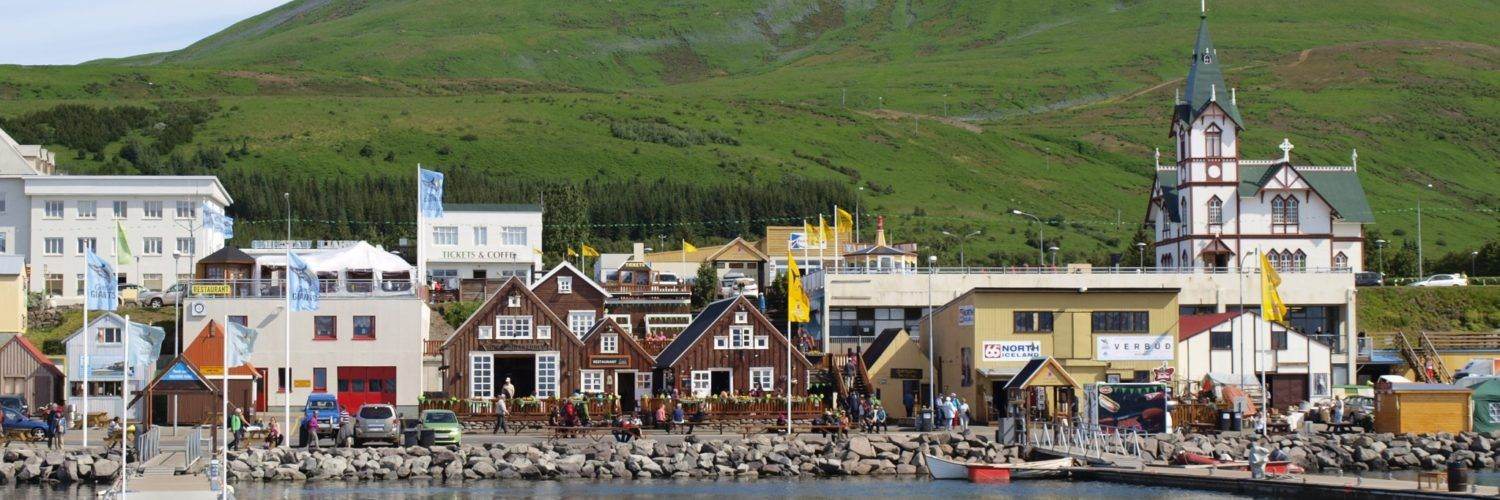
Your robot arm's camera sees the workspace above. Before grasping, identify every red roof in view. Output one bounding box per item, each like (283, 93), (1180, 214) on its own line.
(1179, 312), (1242, 341)
(183, 321), (259, 377)
(1, 335), (64, 377)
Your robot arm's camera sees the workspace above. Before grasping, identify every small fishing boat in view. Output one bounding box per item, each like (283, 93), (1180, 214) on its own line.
(924, 455), (1074, 480)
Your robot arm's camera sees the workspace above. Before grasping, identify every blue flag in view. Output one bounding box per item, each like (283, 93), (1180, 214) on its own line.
(225, 322), (259, 367)
(288, 253), (319, 312)
(223, 216), (234, 239)
(126, 321), (166, 376)
(419, 168), (444, 219)
(201, 201), (233, 239)
(84, 250), (117, 311)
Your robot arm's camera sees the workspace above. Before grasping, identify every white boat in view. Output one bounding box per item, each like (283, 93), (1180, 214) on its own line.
(924, 455), (1073, 480)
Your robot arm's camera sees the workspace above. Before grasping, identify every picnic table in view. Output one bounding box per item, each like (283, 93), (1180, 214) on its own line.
(1324, 422), (1359, 434)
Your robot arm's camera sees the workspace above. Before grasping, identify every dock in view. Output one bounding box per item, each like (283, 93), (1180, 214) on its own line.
(1071, 465), (1496, 499)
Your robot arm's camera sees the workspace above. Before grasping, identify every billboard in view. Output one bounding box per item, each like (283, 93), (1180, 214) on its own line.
(1095, 334), (1174, 361)
(1094, 383), (1170, 434)
(981, 341), (1041, 361)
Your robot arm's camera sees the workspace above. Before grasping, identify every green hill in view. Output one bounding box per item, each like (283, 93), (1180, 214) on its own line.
(1, 0), (1496, 269)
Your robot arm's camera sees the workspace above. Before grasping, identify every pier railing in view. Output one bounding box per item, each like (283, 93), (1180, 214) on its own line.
(183, 427), (205, 468)
(1028, 420), (1148, 463)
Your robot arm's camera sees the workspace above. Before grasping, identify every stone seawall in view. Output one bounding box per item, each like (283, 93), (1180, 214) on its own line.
(1147, 431), (1500, 472)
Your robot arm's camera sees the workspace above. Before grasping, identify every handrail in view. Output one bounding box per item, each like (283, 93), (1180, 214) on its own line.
(1418, 331), (1453, 384)
(812, 266), (1354, 278)
(183, 427), (204, 467)
(182, 278), (416, 299)
(1027, 419), (1148, 463)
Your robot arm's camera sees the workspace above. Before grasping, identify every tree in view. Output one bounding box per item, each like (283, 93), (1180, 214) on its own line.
(763, 271), (788, 325)
(691, 262), (718, 309)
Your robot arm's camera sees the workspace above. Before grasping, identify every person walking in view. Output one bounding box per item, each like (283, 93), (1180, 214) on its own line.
(304, 412), (321, 449)
(1332, 396), (1346, 425)
(902, 391), (915, 422)
(492, 394), (510, 434)
(228, 408), (246, 451)
(948, 394), (961, 429)
(958, 398), (970, 430)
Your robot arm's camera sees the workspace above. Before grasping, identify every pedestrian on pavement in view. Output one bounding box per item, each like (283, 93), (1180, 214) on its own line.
(492, 394), (510, 434)
(902, 391), (915, 421)
(1332, 395), (1345, 425)
(958, 398), (970, 430)
(229, 408), (245, 450)
(45, 406), (62, 449)
(304, 412), (321, 449)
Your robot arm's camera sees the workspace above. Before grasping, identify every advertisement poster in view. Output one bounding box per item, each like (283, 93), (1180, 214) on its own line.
(1095, 383), (1169, 433)
(1095, 334), (1174, 361)
(958, 306), (975, 326)
(981, 341), (1041, 361)
(72, 354), (128, 379)
(960, 347), (973, 387)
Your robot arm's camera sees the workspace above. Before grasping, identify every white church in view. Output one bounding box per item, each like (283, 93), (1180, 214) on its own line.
(1147, 12), (1373, 273)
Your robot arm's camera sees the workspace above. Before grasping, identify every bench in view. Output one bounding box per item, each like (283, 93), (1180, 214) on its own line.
(1324, 422), (1358, 434)
(1417, 471), (1447, 491)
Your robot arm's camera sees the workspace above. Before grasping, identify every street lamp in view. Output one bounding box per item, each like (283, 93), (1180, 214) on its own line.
(1135, 242), (1147, 269)
(1010, 210), (1045, 267)
(940, 230), (981, 268)
(926, 254), (937, 423)
(1472, 251), (1481, 277)
(1374, 239), (1387, 278)
(1048, 246), (1060, 267)
(1417, 183), (1433, 278)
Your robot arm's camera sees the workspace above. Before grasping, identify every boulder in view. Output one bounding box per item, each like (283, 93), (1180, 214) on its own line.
(847, 437), (877, 459)
(92, 459), (119, 479)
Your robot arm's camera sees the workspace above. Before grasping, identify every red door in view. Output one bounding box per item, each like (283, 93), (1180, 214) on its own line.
(255, 368), (269, 412)
(337, 366), (397, 410)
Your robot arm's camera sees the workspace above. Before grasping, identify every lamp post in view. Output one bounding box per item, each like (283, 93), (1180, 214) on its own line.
(1374, 239), (1386, 279)
(1473, 251), (1481, 277)
(940, 230), (981, 268)
(1135, 242), (1147, 269)
(856, 186), (864, 243)
(1048, 246), (1060, 267)
(926, 254), (937, 422)
(1417, 183), (1432, 278)
(1010, 210), (1045, 267)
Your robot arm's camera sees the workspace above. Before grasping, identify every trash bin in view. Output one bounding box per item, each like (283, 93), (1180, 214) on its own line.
(1229, 410), (1243, 432)
(917, 410), (934, 432)
(1448, 461), (1469, 492)
(1218, 410), (1234, 431)
(402, 428), (420, 447)
(419, 429), (436, 447)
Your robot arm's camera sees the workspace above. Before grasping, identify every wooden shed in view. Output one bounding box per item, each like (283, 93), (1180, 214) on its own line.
(0, 333), (65, 409)
(1374, 380), (1472, 434)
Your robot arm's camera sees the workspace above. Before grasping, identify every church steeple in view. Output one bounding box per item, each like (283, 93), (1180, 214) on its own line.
(1177, 12), (1244, 129)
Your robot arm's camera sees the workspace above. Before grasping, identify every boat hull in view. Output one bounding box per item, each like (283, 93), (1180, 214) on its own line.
(925, 455), (1072, 480)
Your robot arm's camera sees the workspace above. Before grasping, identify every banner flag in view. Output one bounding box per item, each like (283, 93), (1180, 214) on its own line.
(836, 207), (854, 237)
(127, 322), (166, 375)
(581, 244), (599, 257)
(1260, 253), (1288, 322)
(85, 250), (118, 311)
(115, 221), (134, 266)
(683, 241), (697, 253)
(225, 322), (260, 368)
(419, 168), (445, 218)
(786, 250), (811, 323)
(288, 253), (320, 312)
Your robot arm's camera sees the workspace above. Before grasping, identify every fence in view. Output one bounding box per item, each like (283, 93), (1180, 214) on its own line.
(421, 395), (825, 422)
(1027, 420), (1149, 463)
(183, 427), (205, 467)
(133, 426), (160, 463)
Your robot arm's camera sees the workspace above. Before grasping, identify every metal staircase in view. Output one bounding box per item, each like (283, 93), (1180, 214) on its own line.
(1394, 331), (1452, 384)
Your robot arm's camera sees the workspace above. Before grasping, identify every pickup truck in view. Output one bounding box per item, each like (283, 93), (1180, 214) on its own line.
(302, 393), (349, 443)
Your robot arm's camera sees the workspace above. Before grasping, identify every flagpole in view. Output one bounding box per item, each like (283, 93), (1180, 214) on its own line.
(415, 164), (425, 409)
(786, 316), (793, 436)
(122, 313), (130, 497)
(83, 264), (90, 450)
(221, 315), (229, 500)
(283, 192), (291, 443)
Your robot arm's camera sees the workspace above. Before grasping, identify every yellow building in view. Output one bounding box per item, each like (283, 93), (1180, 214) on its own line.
(862, 328), (932, 420)
(922, 287), (1180, 423)
(0, 256), (27, 334)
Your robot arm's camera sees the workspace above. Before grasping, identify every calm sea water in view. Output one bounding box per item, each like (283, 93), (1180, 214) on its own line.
(6, 477), (1251, 499)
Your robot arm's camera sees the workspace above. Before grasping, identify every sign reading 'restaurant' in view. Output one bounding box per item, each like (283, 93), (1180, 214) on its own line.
(981, 341), (1041, 361)
(1095, 334), (1175, 361)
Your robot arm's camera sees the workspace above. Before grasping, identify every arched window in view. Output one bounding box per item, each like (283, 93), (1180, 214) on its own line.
(1333, 252), (1349, 271)
(1162, 254), (1173, 268)
(1267, 250), (1281, 271)
(1207, 196), (1223, 226)
(1205, 124), (1222, 158)
(1293, 250), (1307, 271)
(1280, 250), (1295, 271)
(1285, 196), (1300, 228)
(1271, 196), (1286, 225)
(1181, 251), (1189, 268)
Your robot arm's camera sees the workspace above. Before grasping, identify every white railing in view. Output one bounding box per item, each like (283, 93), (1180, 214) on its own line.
(182, 278), (417, 299)
(813, 265), (1352, 278)
(1028, 420), (1149, 462)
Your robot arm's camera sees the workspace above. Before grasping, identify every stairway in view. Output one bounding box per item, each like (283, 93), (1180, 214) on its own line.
(1394, 331), (1452, 384)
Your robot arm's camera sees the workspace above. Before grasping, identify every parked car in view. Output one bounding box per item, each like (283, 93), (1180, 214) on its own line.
(2, 408), (50, 440)
(419, 409), (462, 445)
(352, 404), (401, 446)
(117, 284), (146, 306)
(0, 395), (27, 416)
(719, 273), (759, 298)
(1354, 271), (1384, 287)
(655, 272), (681, 287)
(302, 393), (346, 443)
(1408, 274), (1468, 287)
(139, 283), (187, 308)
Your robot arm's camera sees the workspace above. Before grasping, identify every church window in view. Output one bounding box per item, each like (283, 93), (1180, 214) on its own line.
(1205, 124), (1222, 157)
(1181, 251), (1189, 268)
(1271, 196), (1286, 224)
(1207, 197), (1223, 226)
(1285, 197), (1300, 226)
(1162, 254), (1173, 268)
(1267, 250), (1282, 271)
(1292, 250), (1307, 271)
(1333, 252), (1349, 271)
(1273, 195), (1301, 233)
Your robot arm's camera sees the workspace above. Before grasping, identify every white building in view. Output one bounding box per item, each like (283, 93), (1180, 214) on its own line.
(64, 313), (165, 421)
(180, 242), (429, 415)
(1176, 311), (1333, 409)
(421, 203), (542, 287)
(1147, 13), (1371, 272)
(0, 126), (231, 303)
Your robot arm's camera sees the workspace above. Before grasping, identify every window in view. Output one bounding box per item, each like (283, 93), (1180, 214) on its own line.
(735, 312), (748, 324)
(143, 273), (163, 290)
(507, 294), (521, 307)
(277, 368), (291, 393)
(1207, 196), (1223, 225)
(469, 354), (493, 398)
(76, 274), (85, 296)
(44, 200), (63, 219)
(472, 226), (488, 245)
(1271, 197), (1286, 224)
(1272, 195), (1300, 232)
(495, 315), (532, 339)
(557, 276), (573, 294)
(0, 192), (5, 212)
(1271, 329), (1289, 351)
(1091, 311), (1150, 333)
(77, 201), (96, 219)
(1205, 124), (1222, 157)
(228, 315), (248, 326)
(580, 370), (605, 394)
(607, 314), (633, 334)
(353, 316), (376, 340)
(1292, 250), (1306, 271)
(690, 371), (711, 397)
(45, 274), (62, 295)
(536, 354), (558, 398)
(750, 367), (774, 392)
(144, 201), (163, 219)
(477, 326), (494, 340)
(177, 238), (195, 256)
(433, 226), (458, 246)
(76, 237), (96, 255)
(537, 325), (551, 339)
(113, 201), (127, 218)
(313, 316), (337, 340)
(175, 201), (195, 219)
(1286, 197), (1300, 225)
(44, 237), (63, 255)
(568, 310), (594, 335)
(1210, 331), (1233, 350)
(98, 327), (122, 344)
(730, 325), (755, 349)
(601, 333), (618, 354)
(1161, 254), (1173, 268)
(1333, 252), (1349, 271)
(0, 232), (7, 253)
(143, 237), (163, 255)
(500, 227), (527, 246)
(313, 368), (328, 392)
(1013, 312), (1054, 333)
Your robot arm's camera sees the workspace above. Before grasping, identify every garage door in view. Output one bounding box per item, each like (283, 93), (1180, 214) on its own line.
(1268, 374), (1308, 411)
(336, 366), (396, 410)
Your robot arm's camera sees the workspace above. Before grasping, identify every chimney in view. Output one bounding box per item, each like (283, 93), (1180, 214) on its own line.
(632, 242), (645, 261)
(876, 216), (888, 247)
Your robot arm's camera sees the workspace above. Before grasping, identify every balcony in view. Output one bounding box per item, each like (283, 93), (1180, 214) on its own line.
(604, 282), (692, 296)
(182, 278), (418, 299)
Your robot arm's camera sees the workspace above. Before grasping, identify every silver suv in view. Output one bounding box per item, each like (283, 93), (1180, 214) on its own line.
(139, 283), (187, 308)
(352, 404), (400, 446)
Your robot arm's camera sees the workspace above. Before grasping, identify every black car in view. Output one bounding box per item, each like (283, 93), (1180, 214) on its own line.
(1355, 271), (1384, 287)
(0, 395), (27, 416)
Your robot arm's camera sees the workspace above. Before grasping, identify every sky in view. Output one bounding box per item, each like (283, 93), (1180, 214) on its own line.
(0, 0), (289, 65)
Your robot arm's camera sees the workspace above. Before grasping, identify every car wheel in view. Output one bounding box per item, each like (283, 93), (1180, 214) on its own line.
(30, 428), (46, 440)
(150, 298), (163, 308)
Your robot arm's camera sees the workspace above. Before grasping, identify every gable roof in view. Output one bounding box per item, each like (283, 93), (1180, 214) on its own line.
(654, 296), (739, 368)
(0, 333), (64, 377)
(862, 328), (905, 368)
(1178, 312), (1241, 341)
(63, 312), (165, 344)
(705, 237), (770, 262)
(182, 320), (258, 377)
(530, 260), (611, 297)
(198, 246), (256, 265)
(1003, 357), (1081, 390)
(1175, 16), (1243, 130)
(440, 276), (585, 350)
(1152, 169), (1182, 223)
(1238, 163), (1374, 223)
(582, 317), (656, 361)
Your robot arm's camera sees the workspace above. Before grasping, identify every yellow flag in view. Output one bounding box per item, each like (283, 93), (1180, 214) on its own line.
(683, 240), (697, 253)
(804, 221), (821, 247)
(581, 244), (599, 258)
(567, 247), (579, 258)
(1260, 253), (1288, 322)
(818, 215), (829, 247)
(836, 207), (854, 236)
(532, 247), (544, 256)
(787, 251), (811, 323)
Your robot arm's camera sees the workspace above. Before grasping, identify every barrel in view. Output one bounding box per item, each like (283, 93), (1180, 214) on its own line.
(419, 429), (436, 447)
(1218, 410), (1233, 431)
(1448, 461), (1469, 492)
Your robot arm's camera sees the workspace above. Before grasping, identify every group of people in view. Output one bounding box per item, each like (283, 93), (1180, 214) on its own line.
(933, 393), (971, 431)
(843, 392), (889, 433)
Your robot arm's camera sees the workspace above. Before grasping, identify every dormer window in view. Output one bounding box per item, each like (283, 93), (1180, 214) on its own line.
(1203, 50), (1212, 64)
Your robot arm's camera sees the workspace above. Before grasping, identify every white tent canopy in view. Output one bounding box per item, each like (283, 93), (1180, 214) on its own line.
(255, 242), (411, 273)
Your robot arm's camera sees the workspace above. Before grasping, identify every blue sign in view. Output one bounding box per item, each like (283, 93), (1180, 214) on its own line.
(162, 361), (197, 382)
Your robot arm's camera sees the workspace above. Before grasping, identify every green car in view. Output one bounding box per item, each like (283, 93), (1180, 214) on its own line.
(419, 410), (463, 445)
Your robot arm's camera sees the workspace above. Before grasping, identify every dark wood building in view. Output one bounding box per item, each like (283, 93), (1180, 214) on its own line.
(440, 277), (588, 399)
(602, 261), (693, 349)
(0, 333), (64, 409)
(529, 261), (609, 337)
(579, 318), (658, 412)
(654, 296), (815, 397)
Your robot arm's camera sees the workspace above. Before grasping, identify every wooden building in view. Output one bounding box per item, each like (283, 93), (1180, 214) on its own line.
(653, 295), (815, 397)
(529, 261), (609, 336)
(601, 260), (693, 347)
(440, 277), (588, 399)
(861, 328), (930, 420)
(580, 318), (658, 412)
(1374, 380), (1472, 434)
(142, 321), (261, 426)
(0, 333), (64, 409)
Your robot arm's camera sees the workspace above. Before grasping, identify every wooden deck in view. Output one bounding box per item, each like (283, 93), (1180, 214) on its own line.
(1073, 465), (1495, 499)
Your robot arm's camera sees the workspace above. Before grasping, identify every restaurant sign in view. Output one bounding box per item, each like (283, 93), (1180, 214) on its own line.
(589, 356), (629, 368)
(889, 368), (923, 380)
(191, 284), (232, 296)
(981, 341), (1041, 361)
(1095, 334), (1175, 361)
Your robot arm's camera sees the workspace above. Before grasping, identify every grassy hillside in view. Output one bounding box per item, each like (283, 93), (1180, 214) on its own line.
(1358, 286), (1500, 333)
(1, 0), (1495, 265)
